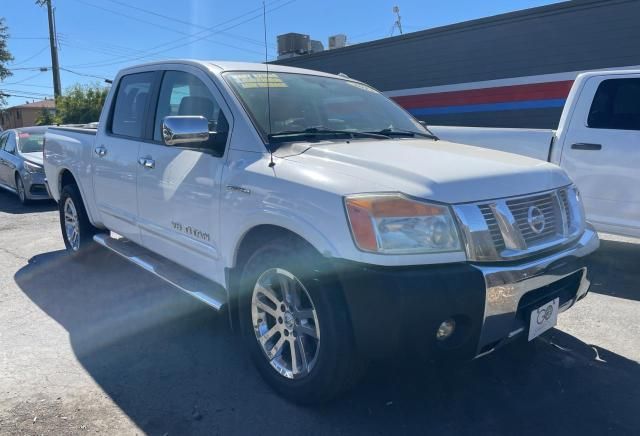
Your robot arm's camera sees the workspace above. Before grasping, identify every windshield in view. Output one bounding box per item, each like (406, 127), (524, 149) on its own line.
(223, 71), (427, 140)
(17, 131), (45, 153)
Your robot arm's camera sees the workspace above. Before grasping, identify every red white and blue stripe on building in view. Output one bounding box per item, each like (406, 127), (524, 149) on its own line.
(383, 67), (639, 117)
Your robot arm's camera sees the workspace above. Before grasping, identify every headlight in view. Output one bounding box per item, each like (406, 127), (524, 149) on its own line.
(344, 193), (461, 254)
(23, 161), (43, 174)
(566, 185), (586, 235)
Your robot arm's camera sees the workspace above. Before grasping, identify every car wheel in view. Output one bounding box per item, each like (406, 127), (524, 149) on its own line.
(239, 236), (364, 404)
(59, 184), (99, 253)
(15, 174), (28, 205)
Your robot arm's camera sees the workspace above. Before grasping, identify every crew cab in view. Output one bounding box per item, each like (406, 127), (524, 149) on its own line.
(44, 60), (599, 403)
(431, 70), (640, 239)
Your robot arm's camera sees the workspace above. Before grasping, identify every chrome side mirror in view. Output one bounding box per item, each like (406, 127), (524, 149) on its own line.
(161, 116), (209, 146)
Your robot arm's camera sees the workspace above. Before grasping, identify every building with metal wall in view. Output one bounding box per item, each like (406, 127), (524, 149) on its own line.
(274, 0), (640, 129)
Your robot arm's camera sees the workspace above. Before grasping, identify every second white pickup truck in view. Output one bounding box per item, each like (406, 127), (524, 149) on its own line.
(432, 70), (640, 239)
(44, 60), (599, 403)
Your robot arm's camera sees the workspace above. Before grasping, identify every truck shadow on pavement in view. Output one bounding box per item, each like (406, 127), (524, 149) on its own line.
(0, 190), (56, 214)
(585, 238), (640, 301)
(15, 248), (640, 436)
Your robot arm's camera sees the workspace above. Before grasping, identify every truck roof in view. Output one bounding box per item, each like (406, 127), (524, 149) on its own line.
(118, 59), (347, 80)
(575, 69), (640, 80)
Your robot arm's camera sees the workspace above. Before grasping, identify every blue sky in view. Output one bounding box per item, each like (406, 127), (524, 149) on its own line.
(2, 0), (560, 107)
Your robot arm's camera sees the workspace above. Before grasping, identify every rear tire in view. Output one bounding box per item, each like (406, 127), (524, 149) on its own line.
(59, 183), (99, 254)
(238, 235), (364, 404)
(15, 174), (29, 205)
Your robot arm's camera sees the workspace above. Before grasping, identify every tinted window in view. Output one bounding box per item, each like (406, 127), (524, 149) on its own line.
(4, 132), (17, 153)
(0, 134), (7, 150)
(588, 78), (640, 131)
(154, 71), (229, 156)
(111, 72), (155, 138)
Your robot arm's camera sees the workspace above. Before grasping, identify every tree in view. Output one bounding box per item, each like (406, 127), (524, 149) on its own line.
(55, 84), (109, 124)
(35, 108), (56, 125)
(0, 18), (14, 107)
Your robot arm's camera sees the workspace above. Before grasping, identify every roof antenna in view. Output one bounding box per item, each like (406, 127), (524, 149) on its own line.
(263, 1), (275, 168)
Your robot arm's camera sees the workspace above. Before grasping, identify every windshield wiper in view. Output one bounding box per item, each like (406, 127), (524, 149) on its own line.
(365, 128), (439, 141)
(267, 127), (390, 142)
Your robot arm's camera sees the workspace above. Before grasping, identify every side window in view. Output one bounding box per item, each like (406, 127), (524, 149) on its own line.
(0, 134), (7, 151)
(154, 71), (229, 156)
(588, 78), (640, 131)
(4, 132), (17, 154)
(110, 72), (155, 139)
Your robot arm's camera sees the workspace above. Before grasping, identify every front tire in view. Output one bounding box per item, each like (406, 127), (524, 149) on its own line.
(239, 236), (364, 404)
(59, 184), (99, 253)
(15, 174), (28, 205)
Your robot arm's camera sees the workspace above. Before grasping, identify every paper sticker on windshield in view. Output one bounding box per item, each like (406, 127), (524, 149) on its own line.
(345, 81), (376, 93)
(230, 73), (287, 88)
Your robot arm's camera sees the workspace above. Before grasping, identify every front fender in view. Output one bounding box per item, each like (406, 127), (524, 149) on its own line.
(222, 208), (342, 270)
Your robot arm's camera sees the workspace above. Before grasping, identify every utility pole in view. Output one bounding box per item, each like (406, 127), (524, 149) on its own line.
(44, 0), (62, 97)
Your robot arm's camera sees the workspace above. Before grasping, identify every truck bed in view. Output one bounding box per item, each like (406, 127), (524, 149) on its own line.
(430, 126), (555, 161)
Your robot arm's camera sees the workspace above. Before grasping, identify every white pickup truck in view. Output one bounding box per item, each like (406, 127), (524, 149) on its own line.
(431, 70), (640, 239)
(44, 60), (599, 403)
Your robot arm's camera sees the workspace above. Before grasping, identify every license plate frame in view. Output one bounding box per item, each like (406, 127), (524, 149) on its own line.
(528, 297), (559, 341)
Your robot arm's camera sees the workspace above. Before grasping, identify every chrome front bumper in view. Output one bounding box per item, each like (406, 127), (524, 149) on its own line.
(473, 226), (600, 355)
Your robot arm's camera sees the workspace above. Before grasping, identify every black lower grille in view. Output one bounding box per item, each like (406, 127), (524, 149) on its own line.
(516, 270), (584, 321)
(29, 184), (47, 195)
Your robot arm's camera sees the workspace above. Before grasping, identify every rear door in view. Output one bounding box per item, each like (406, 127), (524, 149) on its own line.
(136, 67), (231, 283)
(92, 71), (158, 242)
(560, 76), (640, 236)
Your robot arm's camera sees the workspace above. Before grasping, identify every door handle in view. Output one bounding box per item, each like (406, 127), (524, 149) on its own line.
(94, 145), (107, 157)
(571, 143), (602, 151)
(138, 157), (155, 169)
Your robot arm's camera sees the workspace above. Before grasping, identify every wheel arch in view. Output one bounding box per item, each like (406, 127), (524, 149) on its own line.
(58, 168), (77, 191)
(225, 224), (337, 331)
(57, 167), (102, 229)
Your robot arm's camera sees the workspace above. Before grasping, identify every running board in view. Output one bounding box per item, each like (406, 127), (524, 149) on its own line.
(93, 234), (227, 310)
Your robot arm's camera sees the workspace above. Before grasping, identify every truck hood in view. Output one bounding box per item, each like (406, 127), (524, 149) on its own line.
(280, 139), (571, 204)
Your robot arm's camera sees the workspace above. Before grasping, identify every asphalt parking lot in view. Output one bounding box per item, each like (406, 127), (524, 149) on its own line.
(0, 190), (639, 436)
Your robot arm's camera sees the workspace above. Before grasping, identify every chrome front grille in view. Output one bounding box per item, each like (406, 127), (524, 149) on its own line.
(478, 204), (506, 252)
(506, 192), (560, 245)
(453, 186), (585, 262)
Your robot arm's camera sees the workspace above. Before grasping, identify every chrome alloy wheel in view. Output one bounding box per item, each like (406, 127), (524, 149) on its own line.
(251, 268), (321, 379)
(63, 197), (81, 251)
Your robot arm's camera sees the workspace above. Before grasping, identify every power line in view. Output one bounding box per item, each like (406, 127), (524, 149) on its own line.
(1, 72), (45, 85)
(103, 0), (275, 49)
(0, 88), (53, 96)
(0, 82), (53, 89)
(66, 0), (293, 70)
(59, 67), (111, 81)
(10, 46), (50, 67)
(7, 66), (50, 71)
(69, 0), (262, 54)
(0, 93), (53, 100)
(8, 36), (49, 40)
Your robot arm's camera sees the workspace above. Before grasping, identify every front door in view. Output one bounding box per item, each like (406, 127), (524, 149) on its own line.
(137, 68), (231, 283)
(92, 71), (156, 243)
(561, 76), (640, 237)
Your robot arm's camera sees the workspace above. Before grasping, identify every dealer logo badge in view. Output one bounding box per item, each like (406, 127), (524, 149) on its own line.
(527, 205), (546, 234)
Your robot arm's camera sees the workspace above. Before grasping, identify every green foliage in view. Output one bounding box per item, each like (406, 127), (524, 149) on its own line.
(0, 18), (15, 107)
(54, 84), (109, 124)
(35, 108), (56, 126)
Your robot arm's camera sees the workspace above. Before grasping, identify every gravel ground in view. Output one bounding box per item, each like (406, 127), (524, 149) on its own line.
(0, 189), (638, 435)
